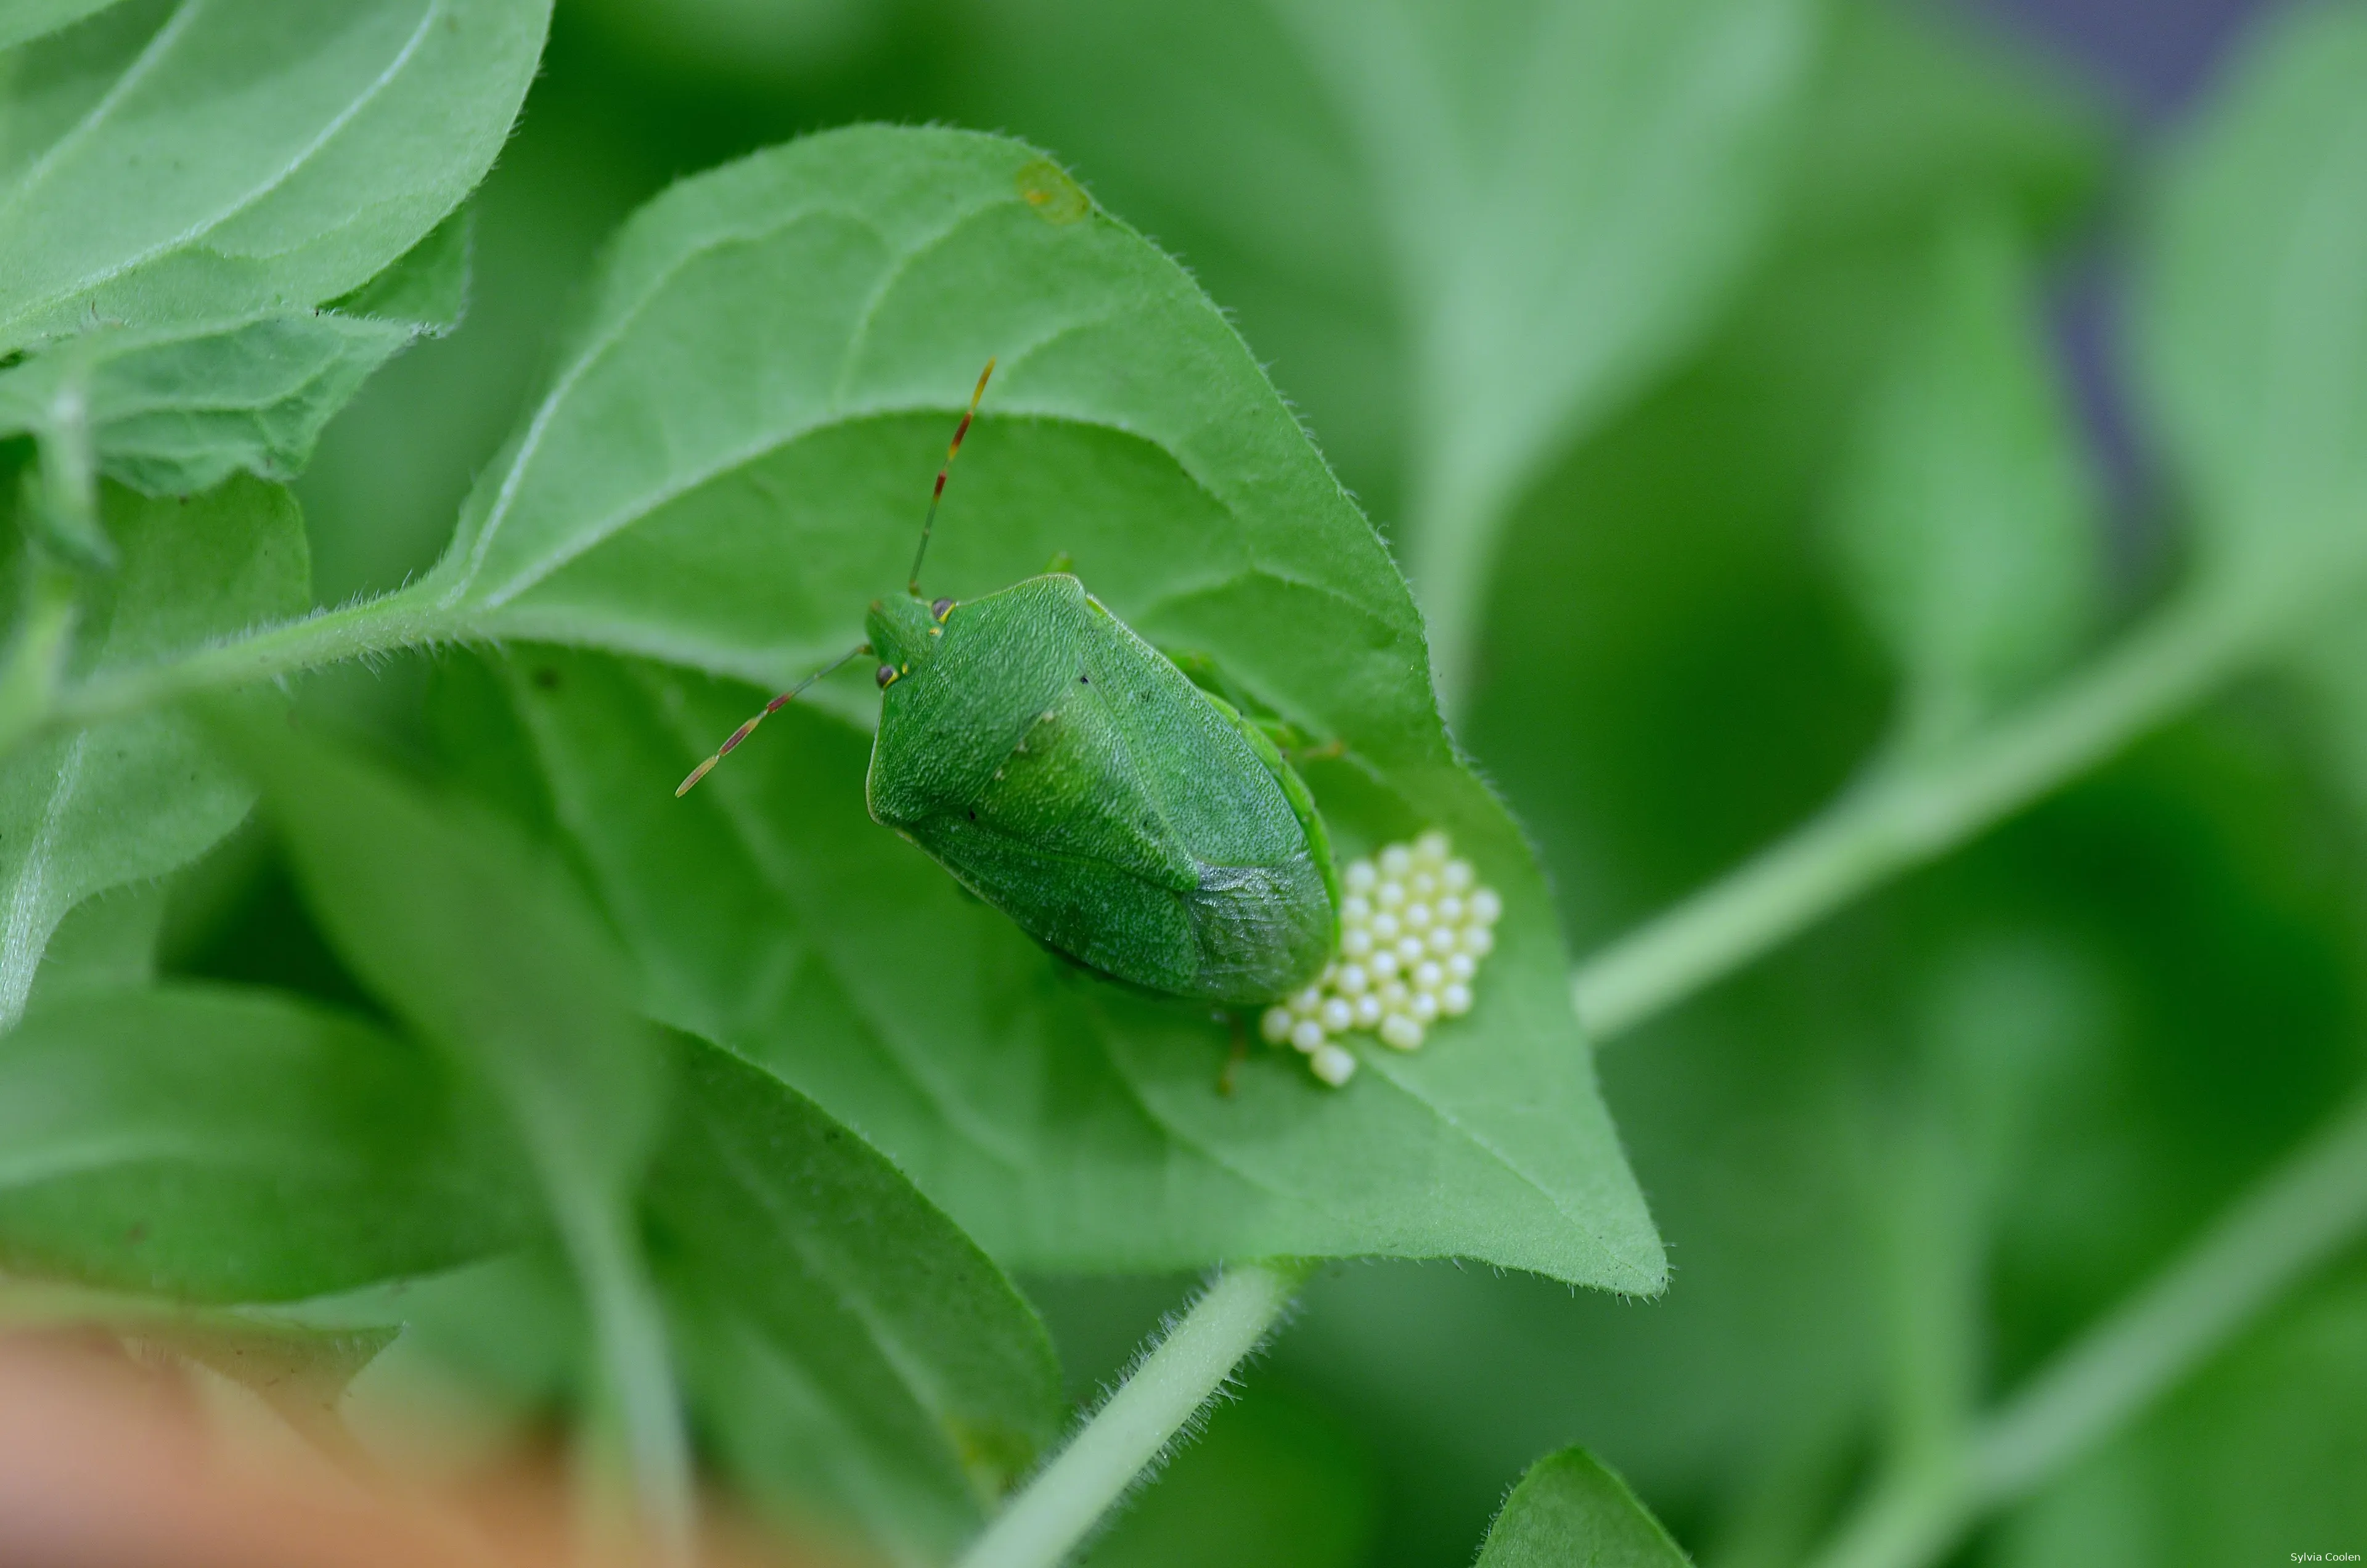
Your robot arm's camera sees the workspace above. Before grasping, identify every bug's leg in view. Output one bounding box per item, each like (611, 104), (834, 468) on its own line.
(1217, 1011), (1248, 1098)
(1245, 711), (1344, 764)
(1173, 648), (1347, 762)
(674, 643), (869, 796)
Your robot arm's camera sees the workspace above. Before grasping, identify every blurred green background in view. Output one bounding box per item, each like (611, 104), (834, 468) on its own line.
(170, 0), (2365, 1562)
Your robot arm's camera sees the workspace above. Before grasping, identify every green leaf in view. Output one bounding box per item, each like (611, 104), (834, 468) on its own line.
(1270, 0), (1824, 702)
(0, 312), (420, 495)
(650, 1029), (1063, 1565)
(0, 0), (123, 52)
(413, 125), (1660, 1288)
(2136, 0), (2367, 603)
(21, 878), (163, 1011)
(0, 476), (307, 1027)
(1476, 1447), (1691, 1567)
(1831, 204), (2102, 751)
(0, 0), (549, 352)
(0, 984), (528, 1301)
(325, 205), (474, 337)
(0, 194), (476, 503)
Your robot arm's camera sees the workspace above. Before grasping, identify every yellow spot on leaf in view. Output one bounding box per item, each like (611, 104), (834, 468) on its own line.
(1015, 157), (1092, 226)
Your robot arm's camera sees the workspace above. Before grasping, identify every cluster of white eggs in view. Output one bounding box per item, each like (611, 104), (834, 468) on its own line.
(1260, 831), (1502, 1087)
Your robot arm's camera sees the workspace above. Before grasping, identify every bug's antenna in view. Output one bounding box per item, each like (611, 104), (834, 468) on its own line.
(675, 644), (868, 797)
(907, 357), (996, 598)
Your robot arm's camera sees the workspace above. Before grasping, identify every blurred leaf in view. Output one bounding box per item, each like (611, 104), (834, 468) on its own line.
(1275, 0), (1823, 701)
(1774, 0), (2106, 251)
(1465, 0), (2106, 947)
(1831, 205), (2102, 751)
(326, 1249), (591, 1433)
(2289, 616), (2367, 824)
(571, 0), (891, 89)
(651, 1030), (1063, 1565)
(2137, 0), (2367, 603)
(0, 477), (307, 1028)
(1476, 1447), (1690, 1567)
(0, 0), (549, 352)
(0, 0), (123, 52)
(219, 714), (688, 1518)
(221, 718), (664, 1204)
(411, 125), (1659, 1290)
(1995, 1267), (2367, 1568)
(22, 879), (163, 1012)
(0, 984), (527, 1301)
(1081, 1384), (1379, 1568)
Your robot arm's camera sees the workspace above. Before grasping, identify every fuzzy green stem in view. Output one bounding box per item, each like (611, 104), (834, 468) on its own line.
(1571, 590), (2257, 1040)
(958, 1260), (1313, 1568)
(1804, 1092), (2367, 1568)
(25, 583), (463, 749)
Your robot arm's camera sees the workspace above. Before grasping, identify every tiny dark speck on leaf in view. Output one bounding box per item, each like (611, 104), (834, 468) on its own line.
(533, 667), (560, 690)
(1015, 157), (1092, 225)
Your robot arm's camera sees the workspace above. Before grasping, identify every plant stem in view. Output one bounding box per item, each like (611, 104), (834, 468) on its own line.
(557, 1186), (697, 1568)
(1802, 1091), (2367, 1568)
(0, 557), (79, 757)
(31, 584), (463, 745)
(1570, 591), (2257, 1040)
(959, 1260), (1313, 1568)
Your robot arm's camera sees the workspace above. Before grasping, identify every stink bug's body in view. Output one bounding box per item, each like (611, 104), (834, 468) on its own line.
(680, 363), (1339, 1008)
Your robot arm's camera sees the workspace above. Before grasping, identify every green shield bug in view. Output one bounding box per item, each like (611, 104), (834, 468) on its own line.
(677, 362), (1341, 1008)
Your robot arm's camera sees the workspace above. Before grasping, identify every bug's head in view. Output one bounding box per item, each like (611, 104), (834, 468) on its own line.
(865, 595), (942, 687)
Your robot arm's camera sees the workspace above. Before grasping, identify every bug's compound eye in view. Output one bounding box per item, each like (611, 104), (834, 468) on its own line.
(875, 664), (899, 690)
(1259, 830), (1502, 1090)
(930, 597), (954, 621)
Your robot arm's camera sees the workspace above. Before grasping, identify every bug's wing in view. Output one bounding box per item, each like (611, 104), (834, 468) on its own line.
(1074, 611), (1338, 1002)
(914, 814), (1208, 997)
